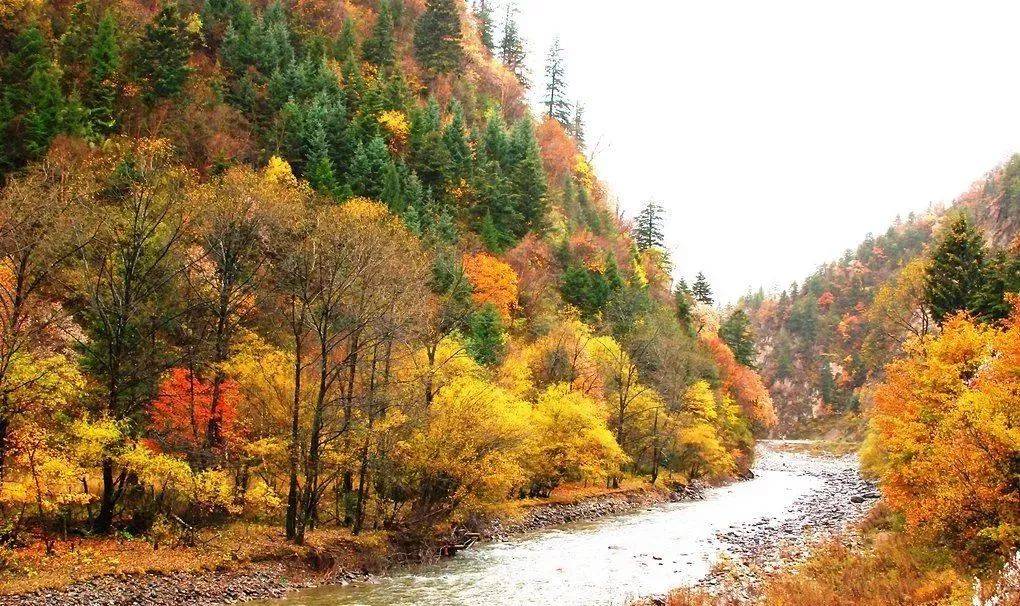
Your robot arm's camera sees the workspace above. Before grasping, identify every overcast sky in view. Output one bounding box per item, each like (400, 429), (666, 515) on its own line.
(510, 0), (1020, 304)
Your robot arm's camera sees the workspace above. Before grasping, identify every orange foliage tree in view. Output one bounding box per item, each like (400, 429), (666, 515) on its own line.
(535, 115), (580, 184)
(704, 335), (778, 429)
(864, 311), (1020, 561)
(462, 251), (519, 321)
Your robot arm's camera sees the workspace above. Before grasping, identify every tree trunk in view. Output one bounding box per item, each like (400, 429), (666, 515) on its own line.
(0, 414), (9, 489)
(285, 318), (303, 542)
(93, 457), (116, 533)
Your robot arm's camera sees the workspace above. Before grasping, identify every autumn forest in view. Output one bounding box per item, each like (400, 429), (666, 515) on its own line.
(0, 0), (1017, 604)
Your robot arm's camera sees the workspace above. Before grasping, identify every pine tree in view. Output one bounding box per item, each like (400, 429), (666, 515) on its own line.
(674, 283), (693, 330)
(467, 305), (506, 366)
(349, 137), (391, 198)
(335, 18), (357, 60)
(408, 98), (452, 192)
(414, 0), (463, 75)
(973, 249), (1020, 322)
(473, 0), (494, 52)
(508, 117), (548, 237)
(692, 272), (713, 305)
(85, 13), (121, 134)
(135, 2), (193, 104)
(443, 100), (472, 180)
(1, 26), (85, 173)
(380, 160), (404, 212)
(498, 3), (529, 88)
(363, 0), (395, 68)
(544, 37), (571, 125)
(570, 101), (586, 149)
(634, 199), (665, 251)
(923, 213), (988, 324)
(720, 309), (757, 367)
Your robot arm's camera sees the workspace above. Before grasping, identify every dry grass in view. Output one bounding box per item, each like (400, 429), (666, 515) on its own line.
(665, 588), (743, 605)
(768, 440), (861, 457)
(762, 533), (971, 606)
(0, 523), (392, 595)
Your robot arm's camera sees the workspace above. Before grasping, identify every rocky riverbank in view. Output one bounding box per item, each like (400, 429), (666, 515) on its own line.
(641, 444), (877, 605)
(0, 482), (707, 606)
(481, 482), (706, 540)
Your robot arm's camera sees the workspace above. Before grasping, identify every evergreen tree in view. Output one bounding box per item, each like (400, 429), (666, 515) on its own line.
(1, 26), (85, 173)
(349, 137), (391, 198)
(135, 2), (193, 104)
(674, 283), (693, 330)
(363, 0), (395, 68)
(443, 100), (472, 180)
(720, 309), (757, 367)
(408, 98), (452, 193)
(380, 160), (404, 212)
(334, 18), (358, 61)
(508, 117), (548, 237)
(570, 101), (586, 149)
(560, 259), (623, 321)
(414, 0), (463, 75)
(973, 249), (1020, 322)
(819, 363), (837, 407)
(473, 0), (495, 52)
(498, 3), (528, 88)
(692, 272), (713, 305)
(923, 214), (988, 324)
(634, 199), (665, 251)
(59, 1), (100, 85)
(544, 36), (571, 125)
(85, 13), (121, 134)
(467, 305), (506, 366)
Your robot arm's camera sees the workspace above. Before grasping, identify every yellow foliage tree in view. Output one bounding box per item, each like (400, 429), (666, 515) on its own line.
(393, 376), (531, 524)
(528, 384), (626, 492)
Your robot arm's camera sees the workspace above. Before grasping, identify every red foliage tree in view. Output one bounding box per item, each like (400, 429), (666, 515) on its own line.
(150, 368), (240, 454)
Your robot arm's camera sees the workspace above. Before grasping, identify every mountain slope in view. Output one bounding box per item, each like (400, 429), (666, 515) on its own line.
(744, 156), (1020, 433)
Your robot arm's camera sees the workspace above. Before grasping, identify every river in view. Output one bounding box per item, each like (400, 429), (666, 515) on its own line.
(261, 444), (864, 606)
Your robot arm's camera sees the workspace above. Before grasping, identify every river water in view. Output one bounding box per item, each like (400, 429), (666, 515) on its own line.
(264, 446), (825, 606)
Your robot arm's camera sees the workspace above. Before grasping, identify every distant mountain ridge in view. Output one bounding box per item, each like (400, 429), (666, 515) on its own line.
(743, 155), (1020, 433)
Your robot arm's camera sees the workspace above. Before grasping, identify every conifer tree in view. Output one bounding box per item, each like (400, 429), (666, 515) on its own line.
(350, 137), (391, 198)
(443, 101), (472, 180)
(720, 309), (757, 367)
(923, 213), (988, 324)
(498, 3), (529, 88)
(414, 0), (463, 75)
(363, 0), (395, 68)
(135, 2), (193, 104)
(473, 0), (494, 52)
(509, 117), (548, 237)
(692, 272), (714, 305)
(467, 305), (506, 366)
(973, 249), (1020, 322)
(544, 37), (571, 125)
(634, 199), (665, 251)
(380, 161), (404, 212)
(335, 18), (358, 60)
(570, 101), (586, 149)
(85, 13), (121, 134)
(0, 26), (85, 173)
(674, 282), (693, 330)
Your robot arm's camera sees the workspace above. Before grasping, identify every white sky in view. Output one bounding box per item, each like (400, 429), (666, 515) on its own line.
(511, 0), (1020, 304)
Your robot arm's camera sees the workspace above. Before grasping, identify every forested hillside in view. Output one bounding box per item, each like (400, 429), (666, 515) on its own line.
(0, 0), (776, 571)
(741, 157), (1020, 434)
